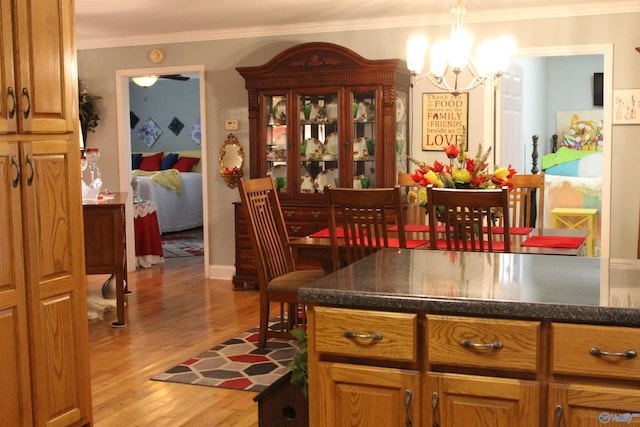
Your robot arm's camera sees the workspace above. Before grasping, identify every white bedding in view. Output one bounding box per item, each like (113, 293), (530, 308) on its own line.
(137, 172), (203, 233)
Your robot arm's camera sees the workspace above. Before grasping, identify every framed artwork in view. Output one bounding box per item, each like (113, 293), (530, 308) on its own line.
(613, 89), (640, 124)
(422, 92), (468, 151)
(137, 118), (162, 147)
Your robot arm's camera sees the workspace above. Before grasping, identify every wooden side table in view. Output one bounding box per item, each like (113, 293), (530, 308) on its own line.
(550, 207), (598, 256)
(83, 192), (128, 327)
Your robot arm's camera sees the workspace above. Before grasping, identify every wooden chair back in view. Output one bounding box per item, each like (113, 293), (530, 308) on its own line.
(508, 172), (545, 228)
(426, 186), (511, 252)
(326, 186), (406, 271)
(238, 177), (294, 289)
(398, 171), (427, 226)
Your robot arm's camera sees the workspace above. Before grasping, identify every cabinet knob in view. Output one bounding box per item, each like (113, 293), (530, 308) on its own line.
(283, 210), (295, 217)
(311, 211), (322, 218)
(290, 225), (301, 233)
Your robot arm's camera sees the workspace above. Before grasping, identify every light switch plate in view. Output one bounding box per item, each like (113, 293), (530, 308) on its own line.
(225, 119), (239, 131)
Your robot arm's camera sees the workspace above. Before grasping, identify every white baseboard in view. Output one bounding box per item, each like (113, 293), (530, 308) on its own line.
(208, 264), (235, 280)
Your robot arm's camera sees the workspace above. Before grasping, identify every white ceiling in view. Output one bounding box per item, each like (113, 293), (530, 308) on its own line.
(75, 0), (636, 50)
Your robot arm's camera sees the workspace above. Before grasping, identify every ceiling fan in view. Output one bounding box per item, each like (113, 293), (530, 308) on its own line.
(158, 74), (190, 81)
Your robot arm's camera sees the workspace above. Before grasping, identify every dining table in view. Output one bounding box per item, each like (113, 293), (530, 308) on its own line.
(289, 227), (590, 273)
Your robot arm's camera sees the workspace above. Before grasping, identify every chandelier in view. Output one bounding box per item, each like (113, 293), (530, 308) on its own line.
(406, 0), (514, 96)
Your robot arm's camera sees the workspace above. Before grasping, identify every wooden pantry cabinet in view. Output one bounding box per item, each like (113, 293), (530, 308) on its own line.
(234, 42), (410, 289)
(307, 308), (640, 427)
(0, 0), (92, 425)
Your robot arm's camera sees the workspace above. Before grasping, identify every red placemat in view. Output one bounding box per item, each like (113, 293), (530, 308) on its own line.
(521, 235), (585, 248)
(309, 228), (339, 238)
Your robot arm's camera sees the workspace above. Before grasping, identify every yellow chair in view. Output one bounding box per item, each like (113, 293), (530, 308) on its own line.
(550, 207), (598, 256)
(238, 177), (325, 348)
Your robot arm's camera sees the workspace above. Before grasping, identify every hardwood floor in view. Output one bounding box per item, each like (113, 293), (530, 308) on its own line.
(88, 256), (268, 426)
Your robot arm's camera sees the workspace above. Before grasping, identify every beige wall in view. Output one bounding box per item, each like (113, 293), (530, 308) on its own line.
(77, 11), (640, 270)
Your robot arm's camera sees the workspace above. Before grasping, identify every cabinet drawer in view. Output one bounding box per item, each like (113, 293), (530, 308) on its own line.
(428, 315), (540, 372)
(313, 307), (417, 362)
(551, 323), (640, 380)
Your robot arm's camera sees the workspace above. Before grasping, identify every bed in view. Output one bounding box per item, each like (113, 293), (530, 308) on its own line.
(541, 146), (602, 254)
(132, 151), (203, 234)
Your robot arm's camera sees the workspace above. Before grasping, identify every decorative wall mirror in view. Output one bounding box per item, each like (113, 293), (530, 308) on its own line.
(219, 133), (244, 188)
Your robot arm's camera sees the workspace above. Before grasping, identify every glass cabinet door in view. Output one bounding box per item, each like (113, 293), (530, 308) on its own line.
(298, 91), (339, 195)
(396, 89), (409, 177)
(351, 89), (377, 188)
(265, 94), (288, 194)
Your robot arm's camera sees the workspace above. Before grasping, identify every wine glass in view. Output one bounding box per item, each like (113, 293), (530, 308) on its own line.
(84, 148), (100, 165)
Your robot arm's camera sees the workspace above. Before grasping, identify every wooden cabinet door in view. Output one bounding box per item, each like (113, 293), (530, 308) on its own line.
(13, 0), (75, 133)
(0, 141), (32, 426)
(317, 361), (420, 427)
(550, 383), (640, 426)
(20, 137), (92, 426)
(0, 0), (17, 134)
(428, 372), (539, 427)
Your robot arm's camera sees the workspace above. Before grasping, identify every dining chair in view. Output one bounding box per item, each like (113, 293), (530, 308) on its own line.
(238, 177), (325, 348)
(426, 185), (511, 252)
(325, 186), (407, 271)
(508, 172), (545, 228)
(398, 171), (428, 226)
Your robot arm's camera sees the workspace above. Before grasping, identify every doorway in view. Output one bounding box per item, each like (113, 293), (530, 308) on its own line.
(490, 44), (612, 294)
(114, 65), (209, 277)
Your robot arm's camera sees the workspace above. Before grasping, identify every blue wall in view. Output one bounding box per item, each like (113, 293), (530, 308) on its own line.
(129, 78), (201, 153)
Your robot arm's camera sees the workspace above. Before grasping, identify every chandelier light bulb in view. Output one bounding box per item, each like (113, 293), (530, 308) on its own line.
(407, 37), (427, 75)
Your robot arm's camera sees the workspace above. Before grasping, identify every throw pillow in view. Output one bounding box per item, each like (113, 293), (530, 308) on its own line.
(139, 152), (164, 171)
(173, 156), (200, 172)
(160, 153), (179, 170)
(131, 153), (143, 170)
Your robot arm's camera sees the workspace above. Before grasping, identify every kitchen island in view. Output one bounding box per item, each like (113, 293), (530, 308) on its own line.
(300, 250), (640, 427)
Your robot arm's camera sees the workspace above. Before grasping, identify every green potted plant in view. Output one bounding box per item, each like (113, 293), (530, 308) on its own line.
(78, 81), (102, 144)
(287, 327), (309, 398)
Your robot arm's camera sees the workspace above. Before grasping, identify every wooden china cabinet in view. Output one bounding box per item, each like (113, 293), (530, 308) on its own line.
(233, 42), (411, 290)
(0, 0), (93, 425)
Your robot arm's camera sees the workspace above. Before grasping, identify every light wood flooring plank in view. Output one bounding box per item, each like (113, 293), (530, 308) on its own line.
(88, 256), (271, 426)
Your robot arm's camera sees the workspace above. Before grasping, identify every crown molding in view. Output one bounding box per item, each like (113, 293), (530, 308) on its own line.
(76, 1), (639, 50)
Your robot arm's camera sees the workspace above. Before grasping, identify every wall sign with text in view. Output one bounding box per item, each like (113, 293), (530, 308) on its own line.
(422, 93), (468, 151)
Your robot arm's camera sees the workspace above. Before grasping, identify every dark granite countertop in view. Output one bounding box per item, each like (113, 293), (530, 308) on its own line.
(299, 249), (640, 327)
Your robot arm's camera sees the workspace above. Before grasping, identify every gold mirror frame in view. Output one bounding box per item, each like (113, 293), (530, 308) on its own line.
(219, 133), (244, 188)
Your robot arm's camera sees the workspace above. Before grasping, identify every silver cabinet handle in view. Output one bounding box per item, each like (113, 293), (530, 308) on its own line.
(22, 87), (30, 119)
(344, 330), (383, 340)
(7, 87), (16, 119)
(405, 389), (413, 427)
(283, 210), (295, 217)
(432, 392), (440, 427)
(311, 211), (322, 218)
(589, 347), (637, 358)
(11, 156), (20, 188)
(460, 339), (503, 349)
(25, 155), (34, 186)
(555, 405), (563, 427)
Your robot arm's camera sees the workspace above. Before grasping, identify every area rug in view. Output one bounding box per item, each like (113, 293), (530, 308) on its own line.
(150, 320), (297, 392)
(161, 227), (204, 257)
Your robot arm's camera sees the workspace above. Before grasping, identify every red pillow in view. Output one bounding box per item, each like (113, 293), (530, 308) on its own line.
(173, 156), (200, 172)
(139, 152), (163, 171)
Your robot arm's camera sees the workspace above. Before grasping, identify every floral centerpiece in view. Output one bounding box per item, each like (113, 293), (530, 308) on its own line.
(408, 129), (516, 207)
